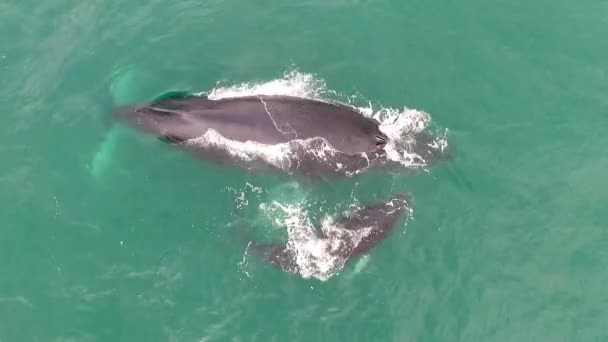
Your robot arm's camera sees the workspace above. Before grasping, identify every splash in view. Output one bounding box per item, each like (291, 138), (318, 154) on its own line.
(256, 200), (380, 281)
(373, 106), (439, 168)
(203, 70), (333, 100)
(185, 129), (293, 172)
(231, 179), (371, 281)
(231, 182), (412, 281)
(184, 127), (356, 177)
(223, 182), (266, 211)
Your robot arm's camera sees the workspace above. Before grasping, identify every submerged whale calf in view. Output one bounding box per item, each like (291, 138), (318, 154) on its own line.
(113, 92), (447, 177)
(244, 194), (412, 278)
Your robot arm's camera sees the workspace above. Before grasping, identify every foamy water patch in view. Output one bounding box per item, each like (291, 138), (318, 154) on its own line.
(355, 103), (450, 169)
(223, 182), (266, 211)
(227, 181), (413, 281)
(260, 200), (375, 281)
(184, 128), (354, 176)
(359, 103), (449, 168)
(185, 129), (293, 170)
(204, 70), (332, 100)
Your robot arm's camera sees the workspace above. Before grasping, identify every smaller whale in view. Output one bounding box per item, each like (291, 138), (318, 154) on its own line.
(242, 193), (412, 279)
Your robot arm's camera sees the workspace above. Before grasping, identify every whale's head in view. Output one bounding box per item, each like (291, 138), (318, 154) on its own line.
(345, 193), (412, 257)
(352, 193), (411, 229)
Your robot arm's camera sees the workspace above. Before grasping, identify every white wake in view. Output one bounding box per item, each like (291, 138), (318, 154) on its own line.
(258, 200), (376, 281)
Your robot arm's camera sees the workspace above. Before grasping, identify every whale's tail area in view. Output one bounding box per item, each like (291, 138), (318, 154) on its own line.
(88, 67), (146, 181)
(88, 124), (123, 180)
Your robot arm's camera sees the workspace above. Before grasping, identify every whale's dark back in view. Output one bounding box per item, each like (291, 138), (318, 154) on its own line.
(115, 94), (387, 156)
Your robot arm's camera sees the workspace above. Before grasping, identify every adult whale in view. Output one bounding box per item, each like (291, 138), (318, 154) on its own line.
(242, 193), (412, 279)
(112, 92), (446, 178)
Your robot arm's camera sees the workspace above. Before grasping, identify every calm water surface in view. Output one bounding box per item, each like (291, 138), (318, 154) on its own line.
(1, 0), (607, 340)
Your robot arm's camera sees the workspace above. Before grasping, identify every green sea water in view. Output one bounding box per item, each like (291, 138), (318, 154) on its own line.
(1, 0), (608, 341)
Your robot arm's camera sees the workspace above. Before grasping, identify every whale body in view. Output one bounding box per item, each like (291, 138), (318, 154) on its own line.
(113, 93), (446, 177)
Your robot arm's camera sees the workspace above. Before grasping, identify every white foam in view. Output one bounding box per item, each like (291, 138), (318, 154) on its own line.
(185, 129), (293, 170)
(376, 106), (433, 168)
(259, 200), (376, 281)
(223, 182), (266, 211)
(232, 181), (410, 281)
(184, 128), (347, 176)
(192, 69), (448, 172)
(204, 70), (332, 100)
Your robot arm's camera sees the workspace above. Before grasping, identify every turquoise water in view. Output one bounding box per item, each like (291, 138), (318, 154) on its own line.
(2, 0), (608, 340)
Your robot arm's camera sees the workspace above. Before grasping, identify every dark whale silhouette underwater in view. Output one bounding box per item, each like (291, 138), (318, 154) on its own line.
(112, 91), (449, 179)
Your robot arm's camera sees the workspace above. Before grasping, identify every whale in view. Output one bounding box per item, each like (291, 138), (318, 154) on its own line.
(112, 92), (447, 178)
(242, 193), (412, 278)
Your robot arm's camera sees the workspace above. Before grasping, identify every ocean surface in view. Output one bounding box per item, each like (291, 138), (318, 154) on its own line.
(1, 0), (607, 341)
